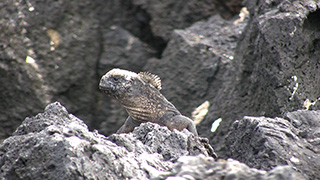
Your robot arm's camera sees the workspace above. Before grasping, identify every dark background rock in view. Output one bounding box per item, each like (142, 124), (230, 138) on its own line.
(1, 0), (320, 179)
(197, 0), (320, 156)
(0, 0), (242, 141)
(0, 59), (45, 142)
(0, 102), (304, 180)
(132, 0), (243, 41)
(132, 0), (218, 41)
(144, 14), (247, 119)
(0, 0), (102, 141)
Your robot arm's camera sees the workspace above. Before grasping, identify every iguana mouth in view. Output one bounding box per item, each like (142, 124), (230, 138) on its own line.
(99, 83), (114, 95)
(99, 86), (116, 95)
(99, 85), (109, 91)
(99, 77), (113, 92)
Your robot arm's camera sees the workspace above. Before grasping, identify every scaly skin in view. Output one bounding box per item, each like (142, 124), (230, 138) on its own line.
(99, 68), (198, 135)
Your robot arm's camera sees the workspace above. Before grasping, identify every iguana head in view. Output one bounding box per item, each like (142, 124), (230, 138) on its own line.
(99, 68), (161, 102)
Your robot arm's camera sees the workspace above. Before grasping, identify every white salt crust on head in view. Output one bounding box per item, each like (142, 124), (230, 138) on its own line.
(105, 68), (138, 81)
(104, 68), (162, 90)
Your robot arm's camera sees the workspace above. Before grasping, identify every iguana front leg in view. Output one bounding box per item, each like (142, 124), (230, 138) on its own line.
(164, 115), (198, 136)
(116, 116), (138, 133)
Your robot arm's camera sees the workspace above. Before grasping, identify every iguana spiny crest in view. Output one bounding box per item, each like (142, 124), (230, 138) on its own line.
(138, 71), (162, 90)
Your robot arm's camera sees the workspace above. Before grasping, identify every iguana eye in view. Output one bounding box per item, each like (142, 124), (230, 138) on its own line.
(112, 76), (120, 82)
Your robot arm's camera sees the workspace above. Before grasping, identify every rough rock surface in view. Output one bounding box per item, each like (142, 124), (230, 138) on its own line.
(224, 110), (320, 180)
(1, 0), (320, 179)
(197, 0), (320, 156)
(132, 0), (218, 41)
(167, 156), (304, 180)
(232, 0), (320, 115)
(0, 0), (242, 141)
(0, 0), (102, 140)
(0, 102), (303, 180)
(0, 102), (206, 179)
(98, 26), (155, 76)
(132, 0), (243, 41)
(144, 14), (247, 117)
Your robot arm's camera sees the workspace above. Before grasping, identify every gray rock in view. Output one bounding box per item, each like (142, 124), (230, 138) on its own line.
(144, 14), (248, 117)
(100, 0), (167, 52)
(0, 0), (161, 140)
(0, 0), (47, 141)
(0, 102), (211, 180)
(0, 59), (45, 141)
(1, 0), (319, 178)
(234, 0), (320, 114)
(98, 26), (155, 76)
(132, 0), (219, 41)
(0, 102), (304, 180)
(0, 0), (242, 141)
(198, 0), (320, 156)
(0, 0), (103, 141)
(224, 110), (320, 180)
(167, 156), (304, 180)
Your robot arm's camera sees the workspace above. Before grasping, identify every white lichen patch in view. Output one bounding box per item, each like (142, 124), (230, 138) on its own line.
(47, 29), (61, 51)
(125, 36), (135, 50)
(25, 56), (39, 70)
(290, 156), (301, 164)
(25, 55), (51, 104)
(303, 97), (320, 110)
(192, 101), (210, 125)
(233, 7), (249, 25)
(211, 118), (222, 133)
(289, 75), (299, 101)
(26, 0), (35, 11)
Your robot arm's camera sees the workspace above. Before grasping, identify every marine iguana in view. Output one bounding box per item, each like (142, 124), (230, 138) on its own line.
(99, 68), (198, 135)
